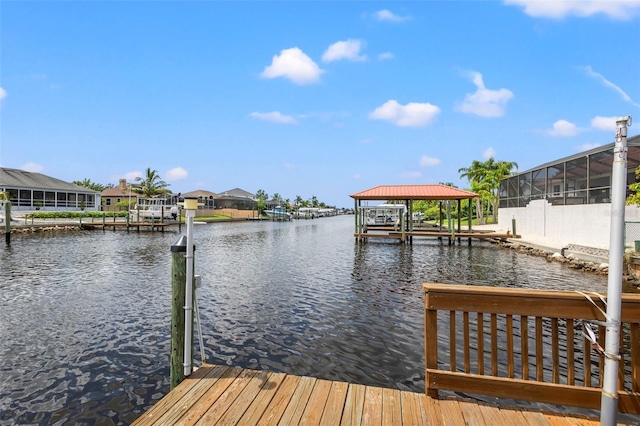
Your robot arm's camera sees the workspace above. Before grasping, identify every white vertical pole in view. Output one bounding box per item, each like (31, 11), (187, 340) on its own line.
(183, 202), (196, 377)
(601, 114), (632, 426)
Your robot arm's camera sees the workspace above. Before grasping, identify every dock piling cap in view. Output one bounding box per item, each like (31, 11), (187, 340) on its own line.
(171, 235), (196, 252)
(171, 235), (187, 252)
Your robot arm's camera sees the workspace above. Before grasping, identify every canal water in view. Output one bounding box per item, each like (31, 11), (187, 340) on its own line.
(0, 215), (628, 424)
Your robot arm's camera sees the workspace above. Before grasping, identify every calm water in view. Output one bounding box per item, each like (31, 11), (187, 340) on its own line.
(0, 215), (626, 424)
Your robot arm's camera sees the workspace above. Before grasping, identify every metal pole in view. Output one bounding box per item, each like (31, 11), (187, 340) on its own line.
(183, 207), (195, 377)
(182, 197), (198, 378)
(601, 114), (632, 426)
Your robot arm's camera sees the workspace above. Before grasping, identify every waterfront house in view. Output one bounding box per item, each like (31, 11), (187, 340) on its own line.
(0, 167), (100, 212)
(214, 188), (257, 210)
(498, 134), (640, 249)
(181, 190), (217, 210)
(101, 178), (138, 212)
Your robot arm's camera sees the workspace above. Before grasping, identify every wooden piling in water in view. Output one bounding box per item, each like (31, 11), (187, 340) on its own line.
(4, 201), (10, 246)
(170, 236), (188, 389)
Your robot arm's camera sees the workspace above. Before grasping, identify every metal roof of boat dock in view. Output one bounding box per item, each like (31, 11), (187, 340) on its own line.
(350, 184), (478, 200)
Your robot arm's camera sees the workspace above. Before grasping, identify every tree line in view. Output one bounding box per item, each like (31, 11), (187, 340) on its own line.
(71, 168), (336, 211)
(410, 158), (518, 224)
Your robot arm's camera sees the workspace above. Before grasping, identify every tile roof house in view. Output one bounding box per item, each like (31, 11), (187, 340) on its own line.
(100, 179), (138, 212)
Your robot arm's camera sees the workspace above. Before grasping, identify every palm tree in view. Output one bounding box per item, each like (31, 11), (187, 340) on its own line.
(255, 189), (268, 201)
(487, 160), (518, 222)
(132, 168), (171, 200)
(272, 193), (284, 205)
(459, 160), (488, 224)
(73, 178), (106, 192)
(459, 158), (517, 224)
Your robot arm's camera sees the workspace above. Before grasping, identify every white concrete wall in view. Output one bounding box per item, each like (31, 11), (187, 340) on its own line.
(498, 200), (640, 249)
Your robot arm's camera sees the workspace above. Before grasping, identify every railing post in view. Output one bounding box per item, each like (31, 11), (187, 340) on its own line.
(425, 288), (439, 398)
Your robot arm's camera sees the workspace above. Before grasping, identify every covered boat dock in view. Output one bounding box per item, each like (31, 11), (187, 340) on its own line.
(350, 184), (512, 243)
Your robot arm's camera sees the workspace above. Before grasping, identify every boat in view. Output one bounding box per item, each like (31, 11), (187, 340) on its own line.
(264, 206), (291, 219)
(296, 207), (321, 219)
(130, 198), (178, 221)
(364, 204), (407, 227)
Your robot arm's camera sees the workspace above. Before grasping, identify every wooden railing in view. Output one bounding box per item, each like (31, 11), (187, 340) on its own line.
(423, 283), (640, 413)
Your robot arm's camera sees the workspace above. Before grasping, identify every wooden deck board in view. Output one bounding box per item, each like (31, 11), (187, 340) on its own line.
(256, 374), (301, 426)
(277, 375), (317, 425)
(340, 383), (365, 426)
(382, 388), (402, 425)
(237, 371), (287, 425)
(438, 397), (467, 425)
(362, 385), (383, 425)
(300, 378), (333, 424)
(320, 381), (349, 425)
(193, 368), (258, 425)
(131, 365), (621, 426)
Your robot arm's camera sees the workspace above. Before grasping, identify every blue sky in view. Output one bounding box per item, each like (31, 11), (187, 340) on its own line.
(1, 1), (639, 207)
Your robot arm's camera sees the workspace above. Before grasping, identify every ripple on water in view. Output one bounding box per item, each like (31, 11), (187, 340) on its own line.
(0, 217), (617, 424)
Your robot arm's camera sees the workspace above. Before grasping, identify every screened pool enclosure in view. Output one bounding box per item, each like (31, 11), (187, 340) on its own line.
(500, 135), (640, 208)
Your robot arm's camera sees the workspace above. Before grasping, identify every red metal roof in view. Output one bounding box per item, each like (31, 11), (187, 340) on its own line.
(350, 184), (478, 200)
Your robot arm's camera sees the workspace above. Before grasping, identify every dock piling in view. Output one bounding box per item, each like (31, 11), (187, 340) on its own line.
(170, 236), (193, 389)
(4, 201), (10, 246)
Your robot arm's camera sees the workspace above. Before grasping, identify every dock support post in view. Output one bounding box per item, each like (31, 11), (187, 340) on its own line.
(170, 235), (189, 389)
(4, 201), (11, 246)
(601, 115), (631, 426)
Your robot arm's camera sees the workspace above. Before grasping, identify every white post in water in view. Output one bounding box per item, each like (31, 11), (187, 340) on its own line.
(601, 114), (632, 425)
(183, 196), (198, 377)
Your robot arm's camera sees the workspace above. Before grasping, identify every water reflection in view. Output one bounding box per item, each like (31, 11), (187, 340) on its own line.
(0, 216), (619, 424)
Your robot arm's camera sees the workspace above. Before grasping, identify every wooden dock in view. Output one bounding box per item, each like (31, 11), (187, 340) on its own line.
(354, 229), (514, 242)
(131, 364), (615, 425)
(79, 221), (179, 232)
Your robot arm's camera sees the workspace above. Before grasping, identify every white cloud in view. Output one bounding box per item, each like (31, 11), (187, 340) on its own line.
(420, 155), (441, 167)
(373, 9), (411, 22)
(323, 39), (367, 62)
(369, 99), (441, 127)
(124, 171), (143, 181)
(250, 111), (297, 124)
(378, 52), (394, 61)
(582, 66), (640, 107)
(360, 138), (373, 144)
(261, 47), (324, 85)
(547, 119), (580, 137)
(20, 162), (44, 173)
(399, 171), (422, 179)
(591, 116), (618, 132)
(0, 87), (6, 100)
(457, 71), (514, 118)
(283, 163), (296, 169)
(504, 0), (640, 20)
(483, 147), (496, 159)
(577, 142), (602, 152)
(166, 167), (188, 181)
(352, 173), (362, 179)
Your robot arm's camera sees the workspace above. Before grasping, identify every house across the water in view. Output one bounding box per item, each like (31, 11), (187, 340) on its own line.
(0, 167), (100, 212)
